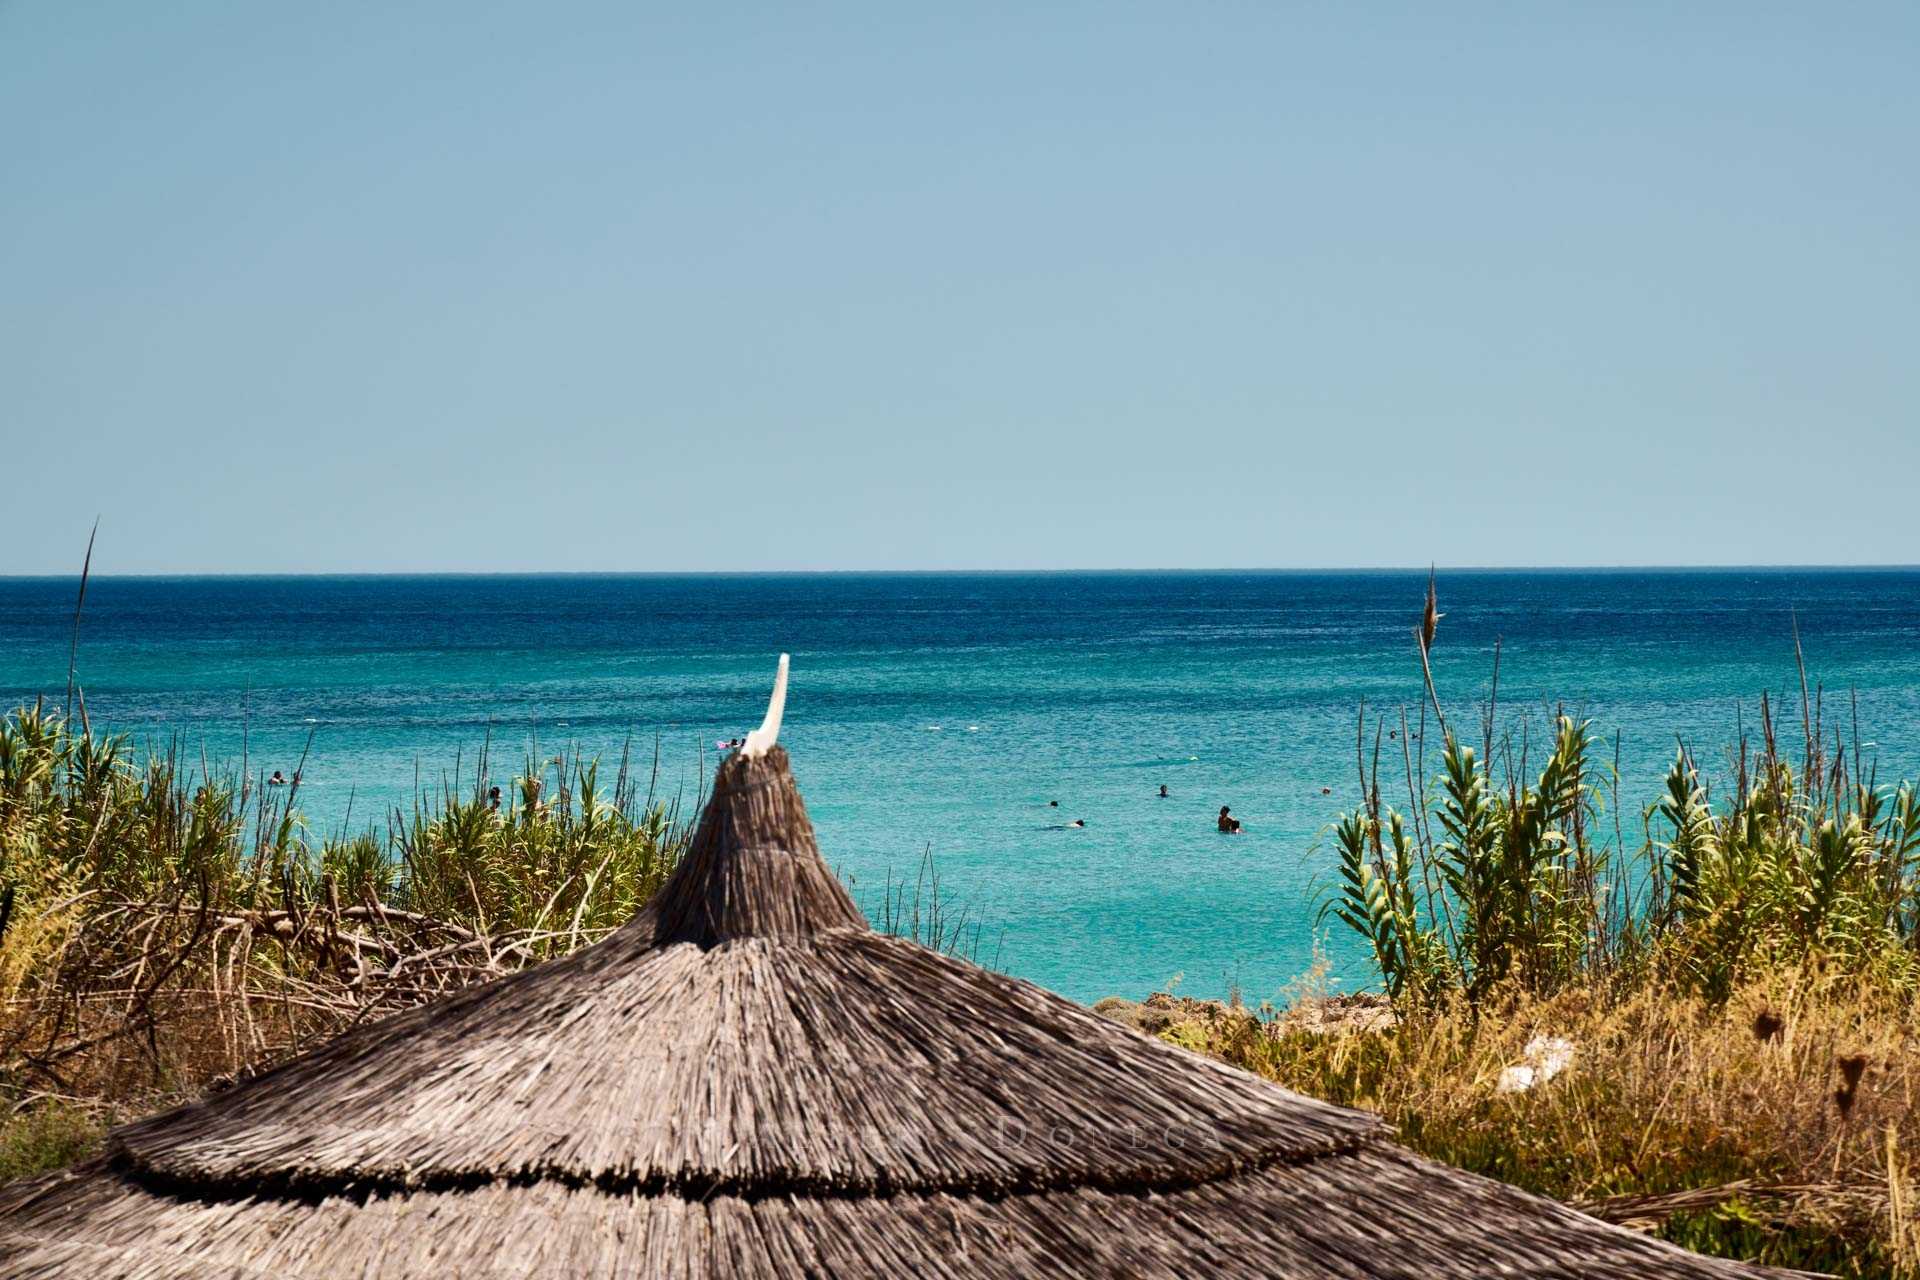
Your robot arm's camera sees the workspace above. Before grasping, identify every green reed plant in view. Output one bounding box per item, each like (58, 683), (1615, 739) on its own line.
(1327, 599), (1920, 1006)
(391, 754), (687, 943)
(0, 704), (688, 947)
(0, 703), (693, 1113)
(1328, 716), (1614, 1001)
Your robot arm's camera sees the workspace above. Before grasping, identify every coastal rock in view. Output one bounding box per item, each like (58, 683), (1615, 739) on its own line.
(1275, 993), (1397, 1036)
(1092, 991), (1397, 1039)
(1090, 992), (1222, 1036)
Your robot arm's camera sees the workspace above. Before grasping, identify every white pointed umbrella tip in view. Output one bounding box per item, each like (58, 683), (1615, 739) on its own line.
(740, 653), (789, 759)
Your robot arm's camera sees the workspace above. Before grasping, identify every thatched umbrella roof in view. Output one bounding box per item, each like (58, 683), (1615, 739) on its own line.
(1, 666), (1796, 1278)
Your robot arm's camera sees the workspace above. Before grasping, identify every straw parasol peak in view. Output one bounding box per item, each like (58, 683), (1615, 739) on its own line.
(0, 658), (1802, 1277)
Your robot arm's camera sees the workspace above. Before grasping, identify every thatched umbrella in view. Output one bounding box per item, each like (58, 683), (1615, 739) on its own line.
(1, 661), (1796, 1278)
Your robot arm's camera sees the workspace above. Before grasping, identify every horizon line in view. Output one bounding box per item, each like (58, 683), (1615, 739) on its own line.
(5, 563), (1920, 581)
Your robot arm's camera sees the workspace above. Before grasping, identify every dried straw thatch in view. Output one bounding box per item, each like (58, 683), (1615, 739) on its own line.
(0, 727), (1800, 1277)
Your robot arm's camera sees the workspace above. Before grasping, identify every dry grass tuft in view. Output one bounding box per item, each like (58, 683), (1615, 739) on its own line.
(0, 705), (691, 1171)
(1142, 969), (1920, 1277)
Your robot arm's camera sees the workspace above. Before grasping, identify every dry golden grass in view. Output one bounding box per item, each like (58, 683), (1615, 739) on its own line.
(1156, 966), (1920, 1277)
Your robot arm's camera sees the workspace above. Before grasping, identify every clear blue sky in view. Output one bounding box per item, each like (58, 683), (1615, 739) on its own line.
(2, 2), (1915, 573)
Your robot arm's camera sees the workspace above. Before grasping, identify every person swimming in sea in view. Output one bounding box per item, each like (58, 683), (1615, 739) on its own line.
(1217, 805), (1241, 834)
(489, 785), (503, 812)
(1158, 784), (1170, 798)
(267, 770), (286, 787)
(1047, 818), (1086, 830)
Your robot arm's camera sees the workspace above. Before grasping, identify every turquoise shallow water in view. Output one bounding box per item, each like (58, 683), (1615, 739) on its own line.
(4, 570), (1920, 1004)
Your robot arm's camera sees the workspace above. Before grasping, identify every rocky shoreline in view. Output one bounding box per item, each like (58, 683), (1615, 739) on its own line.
(1092, 991), (1396, 1038)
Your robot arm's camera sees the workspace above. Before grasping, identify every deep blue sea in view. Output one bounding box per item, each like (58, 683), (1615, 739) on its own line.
(4, 570), (1920, 1004)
